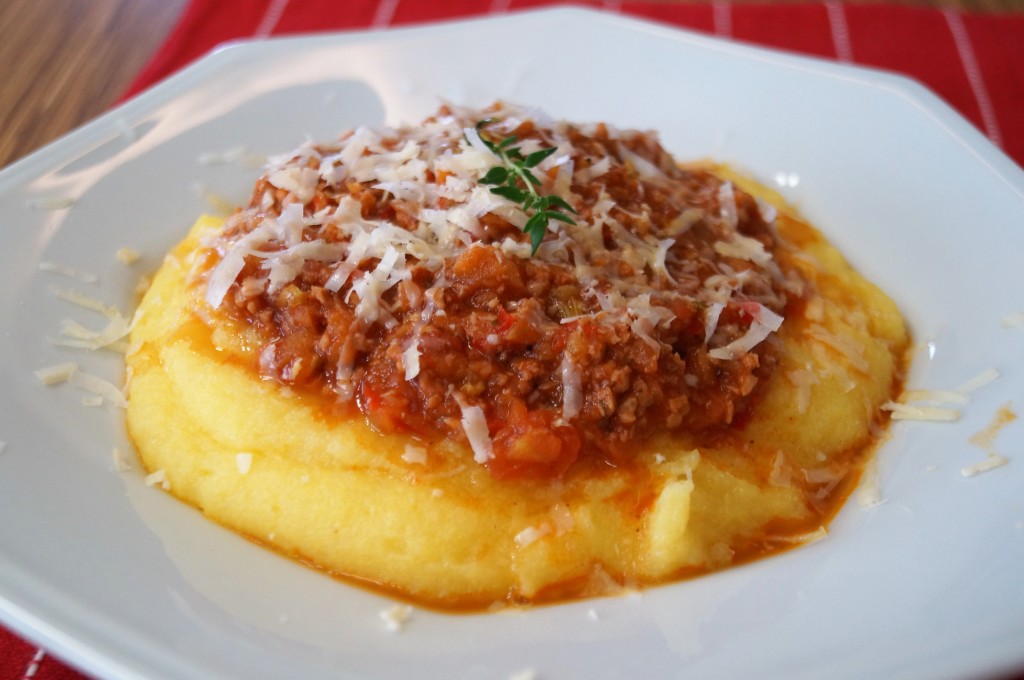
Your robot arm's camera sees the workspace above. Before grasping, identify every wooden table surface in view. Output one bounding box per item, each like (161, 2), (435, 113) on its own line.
(0, 0), (1022, 171)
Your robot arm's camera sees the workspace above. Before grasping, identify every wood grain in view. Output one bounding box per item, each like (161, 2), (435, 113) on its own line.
(0, 0), (1021, 169)
(0, 0), (187, 167)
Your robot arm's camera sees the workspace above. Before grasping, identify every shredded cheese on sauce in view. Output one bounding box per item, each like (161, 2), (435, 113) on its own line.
(709, 304), (783, 360)
(401, 341), (421, 381)
(191, 103), (805, 470)
(456, 397), (493, 464)
(560, 354), (582, 420)
(200, 103), (788, 365)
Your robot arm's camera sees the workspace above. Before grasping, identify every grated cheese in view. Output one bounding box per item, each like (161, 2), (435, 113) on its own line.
(703, 302), (725, 344)
(236, 452), (253, 475)
(717, 182), (738, 230)
(112, 447), (131, 472)
(765, 526), (829, 545)
(200, 104), (787, 369)
(68, 369), (128, 408)
(39, 261), (98, 283)
(768, 450), (792, 487)
(714, 234), (772, 265)
(889, 368), (998, 426)
(807, 325), (869, 373)
(798, 526), (829, 544)
(456, 396), (493, 463)
(954, 367), (1000, 394)
(35, 362), (79, 385)
(574, 156), (610, 183)
(901, 389), (969, 405)
(54, 313), (132, 351)
(198, 146), (265, 168)
(50, 286), (120, 317)
(709, 304), (783, 360)
(145, 469), (170, 490)
(887, 367), (1000, 428)
(514, 523), (552, 548)
(401, 444), (428, 465)
(115, 247), (141, 265)
(551, 503), (575, 535)
(508, 669), (538, 680)
(882, 402), (960, 421)
(961, 455), (1009, 477)
(378, 604), (412, 632)
(402, 341), (421, 381)
(786, 367), (819, 415)
(27, 196), (75, 210)
(856, 456), (884, 508)
(192, 104), (801, 471)
(1001, 311), (1024, 332)
(560, 354), (582, 420)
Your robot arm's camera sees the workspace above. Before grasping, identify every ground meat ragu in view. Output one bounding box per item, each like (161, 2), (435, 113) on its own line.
(195, 103), (805, 479)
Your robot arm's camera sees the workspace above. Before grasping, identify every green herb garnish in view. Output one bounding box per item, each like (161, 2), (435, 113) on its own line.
(473, 119), (577, 255)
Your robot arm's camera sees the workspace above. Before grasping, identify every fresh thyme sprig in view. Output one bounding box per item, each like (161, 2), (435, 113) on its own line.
(473, 119), (577, 255)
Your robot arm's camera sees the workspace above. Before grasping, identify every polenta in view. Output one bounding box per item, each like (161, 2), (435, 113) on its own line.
(126, 103), (908, 608)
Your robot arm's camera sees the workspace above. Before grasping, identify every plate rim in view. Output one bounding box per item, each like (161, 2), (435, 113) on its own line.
(1, 7), (1023, 680)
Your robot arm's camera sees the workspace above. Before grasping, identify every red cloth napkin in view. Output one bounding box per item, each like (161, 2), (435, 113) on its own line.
(6, 1), (1024, 678)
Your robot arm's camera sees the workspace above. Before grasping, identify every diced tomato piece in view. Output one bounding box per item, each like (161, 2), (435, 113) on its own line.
(496, 308), (516, 335)
(360, 381), (414, 434)
(488, 401), (581, 479)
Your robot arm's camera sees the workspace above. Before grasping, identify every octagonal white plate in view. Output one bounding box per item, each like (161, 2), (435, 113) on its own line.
(1, 8), (1022, 680)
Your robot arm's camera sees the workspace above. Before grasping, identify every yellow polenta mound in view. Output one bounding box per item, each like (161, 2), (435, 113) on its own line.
(127, 207), (905, 608)
(126, 105), (907, 609)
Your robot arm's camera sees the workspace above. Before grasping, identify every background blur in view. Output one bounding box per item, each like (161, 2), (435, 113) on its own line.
(0, 0), (1021, 169)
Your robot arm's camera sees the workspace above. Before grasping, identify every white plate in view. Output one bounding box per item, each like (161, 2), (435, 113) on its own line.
(1, 8), (1022, 680)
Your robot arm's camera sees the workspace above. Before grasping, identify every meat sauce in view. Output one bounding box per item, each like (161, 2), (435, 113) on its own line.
(196, 104), (804, 479)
